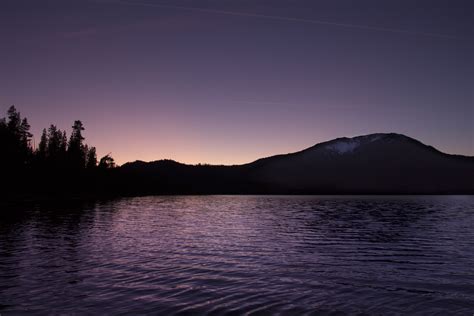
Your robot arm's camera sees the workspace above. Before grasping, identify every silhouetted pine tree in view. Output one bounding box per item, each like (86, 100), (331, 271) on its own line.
(47, 125), (59, 162)
(68, 120), (86, 169)
(60, 131), (67, 154)
(38, 128), (47, 155)
(2, 106), (33, 169)
(19, 118), (33, 156)
(36, 128), (48, 165)
(7, 106), (20, 133)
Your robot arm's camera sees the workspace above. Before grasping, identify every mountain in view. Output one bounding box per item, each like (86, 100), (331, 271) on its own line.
(118, 133), (474, 194)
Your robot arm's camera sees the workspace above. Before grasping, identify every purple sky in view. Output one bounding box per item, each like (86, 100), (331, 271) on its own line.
(1, 0), (473, 165)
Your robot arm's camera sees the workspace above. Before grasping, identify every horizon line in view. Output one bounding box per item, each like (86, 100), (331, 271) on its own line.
(119, 132), (474, 167)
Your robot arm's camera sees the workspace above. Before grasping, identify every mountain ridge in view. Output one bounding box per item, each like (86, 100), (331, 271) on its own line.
(123, 133), (472, 168)
(117, 133), (474, 195)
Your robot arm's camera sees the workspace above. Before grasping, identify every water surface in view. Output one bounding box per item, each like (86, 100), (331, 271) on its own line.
(1, 196), (474, 315)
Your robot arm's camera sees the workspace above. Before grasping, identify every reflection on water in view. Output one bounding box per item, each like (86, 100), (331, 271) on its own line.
(1, 196), (474, 314)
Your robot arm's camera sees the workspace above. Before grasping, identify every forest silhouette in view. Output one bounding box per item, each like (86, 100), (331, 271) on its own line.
(1, 106), (116, 198)
(2, 106), (473, 199)
(0, 105), (250, 198)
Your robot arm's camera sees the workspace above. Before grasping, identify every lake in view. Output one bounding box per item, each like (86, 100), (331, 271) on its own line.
(1, 196), (474, 315)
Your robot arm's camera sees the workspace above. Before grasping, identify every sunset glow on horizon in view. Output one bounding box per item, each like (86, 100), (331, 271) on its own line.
(1, 0), (472, 165)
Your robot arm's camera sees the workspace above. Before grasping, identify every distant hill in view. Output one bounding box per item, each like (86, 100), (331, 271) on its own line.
(118, 133), (474, 194)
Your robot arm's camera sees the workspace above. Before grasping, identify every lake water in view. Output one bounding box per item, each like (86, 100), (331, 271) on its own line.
(1, 196), (474, 315)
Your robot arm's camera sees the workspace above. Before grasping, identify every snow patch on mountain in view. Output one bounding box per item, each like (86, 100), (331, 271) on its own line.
(324, 134), (388, 154)
(326, 139), (360, 154)
(368, 134), (383, 142)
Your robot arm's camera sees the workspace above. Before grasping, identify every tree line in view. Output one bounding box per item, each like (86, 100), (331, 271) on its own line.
(1, 105), (115, 173)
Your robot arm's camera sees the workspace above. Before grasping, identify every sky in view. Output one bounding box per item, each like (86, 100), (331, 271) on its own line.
(1, 0), (473, 165)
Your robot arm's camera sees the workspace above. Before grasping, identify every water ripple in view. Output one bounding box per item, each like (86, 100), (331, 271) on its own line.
(1, 195), (474, 314)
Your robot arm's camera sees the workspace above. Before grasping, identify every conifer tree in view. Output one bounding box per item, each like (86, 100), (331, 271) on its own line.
(3, 106), (32, 168)
(38, 128), (48, 161)
(68, 120), (86, 169)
